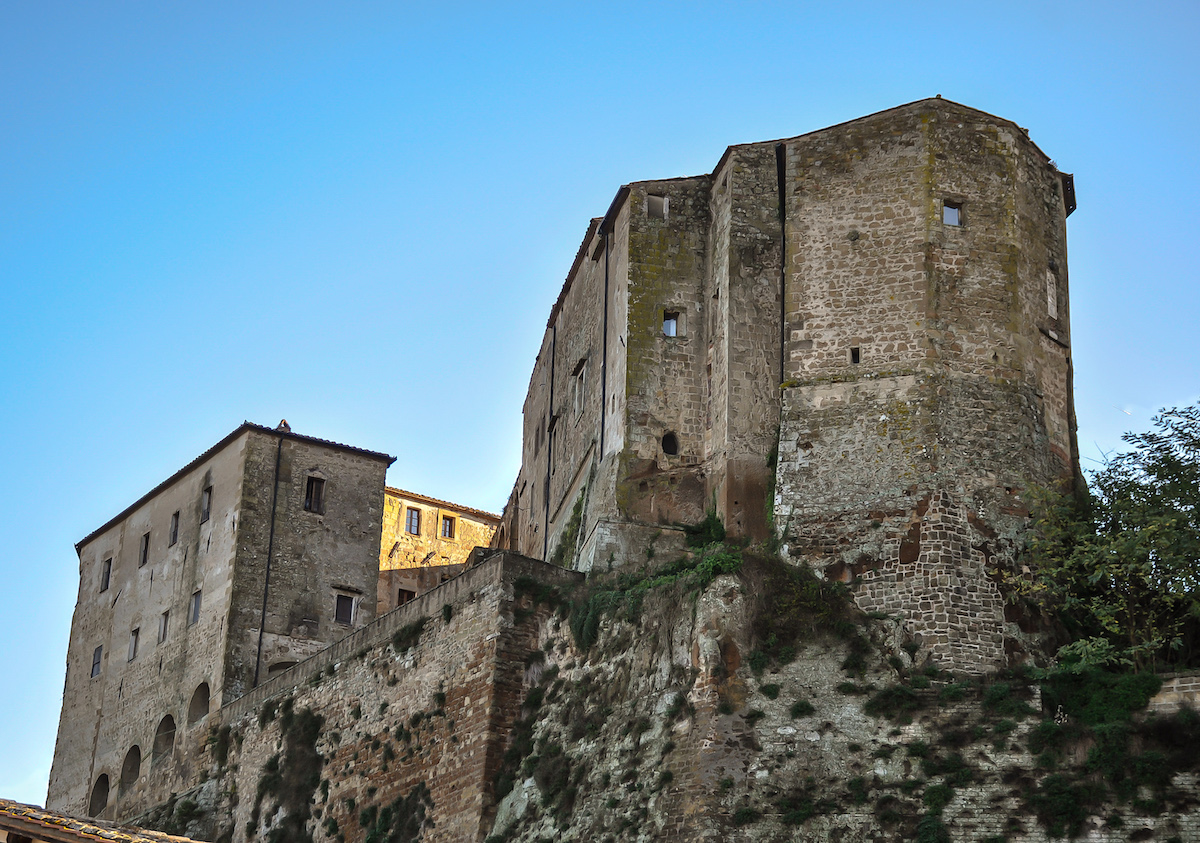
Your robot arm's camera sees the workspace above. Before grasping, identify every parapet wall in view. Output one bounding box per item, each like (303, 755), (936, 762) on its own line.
(127, 552), (582, 843)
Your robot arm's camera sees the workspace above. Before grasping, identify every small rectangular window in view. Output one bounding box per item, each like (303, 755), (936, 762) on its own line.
(159, 610), (169, 644)
(851, 347), (861, 365)
(1046, 270), (1059, 320)
(304, 477), (326, 514)
(647, 194), (668, 219)
(441, 515), (456, 539)
(169, 512), (179, 547)
(91, 645), (103, 678)
(663, 311), (680, 337)
(100, 558), (112, 593)
(398, 588), (417, 605)
(139, 532), (150, 568)
(189, 591), (202, 626)
(943, 200), (962, 226)
(128, 628), (139, 661)
(406, 507), (421, 535)
(335, 594), (354, 625)
(572, 359), (587, 419)
(200, 487), (212, 523)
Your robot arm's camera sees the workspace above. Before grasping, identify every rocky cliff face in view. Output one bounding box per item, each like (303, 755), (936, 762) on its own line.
(133, 548), (1200, 843)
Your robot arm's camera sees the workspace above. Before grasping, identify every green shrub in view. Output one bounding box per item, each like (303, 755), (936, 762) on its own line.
(789, 699), (815, 718)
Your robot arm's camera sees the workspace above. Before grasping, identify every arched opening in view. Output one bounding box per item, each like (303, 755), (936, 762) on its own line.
(152, 715), (176, 766)
(267, 661), (297, 680)
(661, 432), (680, 456)
(187, 683), (210, 725)
(88, 774), (109, 817)
(119, 746), (141, 796)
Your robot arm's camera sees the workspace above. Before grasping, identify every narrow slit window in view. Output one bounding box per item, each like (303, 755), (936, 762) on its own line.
(139, 532), (150, 568)
(169, 512), (179, 547)
(200, 487), (212, 523)
(189, 591), (202, 626)
(1046, 270), (1059, 319)
(304, 477), (325, 514)
(851, 347), (861, 365)
(100, 558), (112, 593)
(91, 645), (103, 678)
(159, 610), (169, 644)
(943, 200), (963, 226)
(128, 628), (139, 661)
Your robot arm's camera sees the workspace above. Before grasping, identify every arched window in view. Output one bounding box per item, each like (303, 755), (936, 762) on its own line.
(152, 715), (176, 766)
(119, 746), (141, 796)
(188, 683), (210, 725)
(88, 774), (109, 817)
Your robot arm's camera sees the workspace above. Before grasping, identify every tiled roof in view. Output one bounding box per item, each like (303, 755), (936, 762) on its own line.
(0, 799), (205, 843)
(76, 422), (396, 552)
(384, 486), (501, 523)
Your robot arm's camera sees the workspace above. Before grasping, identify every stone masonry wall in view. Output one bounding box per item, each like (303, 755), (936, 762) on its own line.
(130, 552), (581, 843)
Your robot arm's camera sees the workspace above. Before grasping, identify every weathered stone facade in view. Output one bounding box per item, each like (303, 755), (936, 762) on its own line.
(377, 487), (499, 614)
(495, 97), (1078, 672)
(49, 423), (394, 821)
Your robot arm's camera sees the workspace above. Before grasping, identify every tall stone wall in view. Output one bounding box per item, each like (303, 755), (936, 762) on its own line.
(225, 431), (389, 701)
(125, 553), (581, 843)
(48, 433), (249, 817)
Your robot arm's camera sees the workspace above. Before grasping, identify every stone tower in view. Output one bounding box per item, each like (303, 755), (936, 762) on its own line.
(495, 98), (1076, 671)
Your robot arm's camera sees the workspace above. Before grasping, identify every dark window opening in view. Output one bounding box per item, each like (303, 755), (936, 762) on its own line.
(158, 610), (169, 643)
(851, 347), (861, 365)
(398, 588), (417, 605)
(441, 515), (456, 539)
(304, 477), (326, 514)
(189, 590), (202, 626)
(406, 507), (421, 535)
(200, 486), (212, 523)
(943, 200), (963, 226)
(100, 558), (112, 593)
(119, 746), (141, 797)
(661, 432), (680, 456)
(139, 532), (150, 568)
(88, 775), (109, 817)
(647, 194), (668, 219)
(335, 594), (354, 625)
(152, 715), (176, 766)
(169, 512), (179, 546)
(91, 645), (103, 678)
(188, 682), (210, 724)
(128, 628), (139, 662)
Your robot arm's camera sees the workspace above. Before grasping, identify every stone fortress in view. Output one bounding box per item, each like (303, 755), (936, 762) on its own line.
(492, 95), (1076, 670)
(52, 99), (1180, 843)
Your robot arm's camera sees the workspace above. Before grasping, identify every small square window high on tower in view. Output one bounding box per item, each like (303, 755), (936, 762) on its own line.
(943, 200), (963, 226)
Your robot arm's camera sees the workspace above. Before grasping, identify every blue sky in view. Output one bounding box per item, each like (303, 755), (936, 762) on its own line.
(1, 1), (1196, 805)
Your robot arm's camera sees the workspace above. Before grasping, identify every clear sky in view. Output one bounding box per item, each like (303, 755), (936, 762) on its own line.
(1, 0), (1196, 806)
